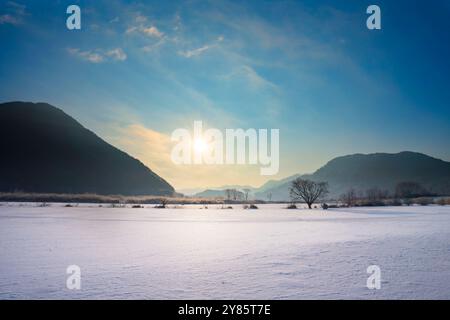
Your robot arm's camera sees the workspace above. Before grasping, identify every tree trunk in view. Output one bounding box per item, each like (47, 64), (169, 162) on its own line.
(307, 203), (312, 209)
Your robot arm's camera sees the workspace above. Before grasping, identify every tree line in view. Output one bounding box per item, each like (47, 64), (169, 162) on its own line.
(289, 178), (436, 209)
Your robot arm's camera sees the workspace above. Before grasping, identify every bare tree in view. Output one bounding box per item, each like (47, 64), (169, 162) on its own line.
(156, 197), (168, 208)
(224, 189), (232, 201)
(232, 189), (237, 201)
(289, 178), (329, 209)
(243, 188), (251, 202)
(233, 189), (244, 201)
(224, 189), (244, 202)
(366, 187), (389, 202)
(340, 188), (358, 207)
(267, 192), (272, 202)
(395, 182), (428, 199)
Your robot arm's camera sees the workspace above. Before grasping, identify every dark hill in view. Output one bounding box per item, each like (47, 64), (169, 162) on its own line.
(0, 101), (174, 196)
(255, 152), (450, 201)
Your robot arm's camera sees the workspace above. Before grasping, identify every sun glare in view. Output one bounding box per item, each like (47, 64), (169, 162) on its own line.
(194, 138), (207, 154)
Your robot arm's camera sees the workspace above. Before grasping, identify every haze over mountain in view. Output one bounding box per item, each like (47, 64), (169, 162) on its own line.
(190, 184), (256, 198)
(0, 102), (174, 196)
(191, 176), (302, 200)
(256, 174), (302, 195)
(254, 152), (450, 201)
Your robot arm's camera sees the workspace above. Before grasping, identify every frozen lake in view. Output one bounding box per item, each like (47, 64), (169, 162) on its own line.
(1, 203), (450, 299)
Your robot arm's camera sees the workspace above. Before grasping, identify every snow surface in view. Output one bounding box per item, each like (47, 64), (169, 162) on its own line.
(1, 203), (449, 299)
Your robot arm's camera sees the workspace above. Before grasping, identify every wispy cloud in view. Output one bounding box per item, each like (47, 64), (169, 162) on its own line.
(178, 45), (211, 58)
(177, 36), (224, 58)
(125, 12), (164, 39)
(106, 48), (127, 61)
(135, 13), (148, 23)
(127, 24), (164, 38)
(142, 39), (165, 52)
(109, 16), (119, 24)
(239, 65), (277, 89)
(7, 1), (26, 15)
(68, 48), (104, 63)
(223, 65), (278, 90)
(142, 26), (164, 38)
(68, 48), (127, 63)
(0, 1), (28, 25)
(125, 26), (138, 34)
(173, 12), (182, 31)
(0, 14), (20, 25)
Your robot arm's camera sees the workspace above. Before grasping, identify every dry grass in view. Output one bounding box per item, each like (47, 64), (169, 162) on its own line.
(345, 196), (450, 207)
(0, 192), (266, 205)
(436, 197), (450, 205)
(2, 192), (447, 207)
(0, 192), (225, 205)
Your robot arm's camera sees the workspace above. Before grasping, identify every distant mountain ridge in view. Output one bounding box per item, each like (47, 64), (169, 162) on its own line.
(191, 184), (256, 198)
(256, 174), (301, 195)
(194, 189), (228, 198)
(0, 101), (174, 195)
(254, 152), (450, 201)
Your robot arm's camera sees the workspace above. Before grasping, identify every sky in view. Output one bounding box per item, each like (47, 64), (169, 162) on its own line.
(1, 0), (449, 190)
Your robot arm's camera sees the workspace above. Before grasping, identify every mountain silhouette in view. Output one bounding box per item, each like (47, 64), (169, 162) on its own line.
(0, 101), (174, 196)
(254, 152), (450, 201)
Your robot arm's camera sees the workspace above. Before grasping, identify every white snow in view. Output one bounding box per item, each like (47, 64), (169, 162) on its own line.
(1, 203), (450, 299)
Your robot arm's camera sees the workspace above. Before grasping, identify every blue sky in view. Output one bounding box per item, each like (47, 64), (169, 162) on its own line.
(1, 0), (449, 189)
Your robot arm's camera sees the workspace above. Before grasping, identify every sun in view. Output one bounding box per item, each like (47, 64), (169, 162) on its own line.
(194, 138), (207, 154)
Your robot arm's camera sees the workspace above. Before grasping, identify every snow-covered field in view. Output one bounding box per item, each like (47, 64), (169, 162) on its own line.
(1, 203), (449, 299)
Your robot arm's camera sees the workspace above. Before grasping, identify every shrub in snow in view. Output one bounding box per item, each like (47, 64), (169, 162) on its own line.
(389, 199), (403, 206)
(436, 198), (450, 205)
(413, 197), (433, 206)
(359, 199), (385, 207)
(403, 198), (412, 206)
